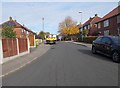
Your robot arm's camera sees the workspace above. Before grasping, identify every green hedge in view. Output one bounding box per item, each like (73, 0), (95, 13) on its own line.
(83, 36), (98, 43)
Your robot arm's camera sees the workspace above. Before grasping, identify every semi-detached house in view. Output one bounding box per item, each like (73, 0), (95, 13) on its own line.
(81, 14), (102, 36)
(1, 17), (36, 47)
(95, 6), (120, 36)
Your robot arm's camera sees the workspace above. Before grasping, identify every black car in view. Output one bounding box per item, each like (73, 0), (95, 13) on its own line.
(92, 36), (120, 63)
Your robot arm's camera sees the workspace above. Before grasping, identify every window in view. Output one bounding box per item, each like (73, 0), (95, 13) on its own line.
(22, 29), (24, 33)
(88, 25), (90, 29)
(103, 20), (109, 27)
(117, 15), (120, 23)
(84, 26), (86, 30)
(104, 30), (109, 36)
(95, 37), (102, 42)
(101, 37), (111, 44)
(98, 23), (101, 29)
(80, 28), (83, 32)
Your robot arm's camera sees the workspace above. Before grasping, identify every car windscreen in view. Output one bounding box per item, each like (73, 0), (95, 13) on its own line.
(111, 36), (120, 44)
(95, 37), (102, 42)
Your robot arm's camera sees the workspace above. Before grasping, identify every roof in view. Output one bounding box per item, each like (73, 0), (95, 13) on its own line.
(77, 22), (83, 28)
(1, 17), (35, 34)
(83, 17), (93, 26)
(96, 6), (120, 23)
(103, 6), (120, 20)
(83, 15), (102, 26)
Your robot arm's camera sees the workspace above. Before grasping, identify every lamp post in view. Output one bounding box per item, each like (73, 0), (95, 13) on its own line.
(42, 17), (44, 31)
(78, 11), (83, 41)
(78, 11), (82, 24)
(42, 17), (45, 41)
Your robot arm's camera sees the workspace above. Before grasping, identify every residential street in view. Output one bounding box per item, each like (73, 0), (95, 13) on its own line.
(2, 42), (118, 86)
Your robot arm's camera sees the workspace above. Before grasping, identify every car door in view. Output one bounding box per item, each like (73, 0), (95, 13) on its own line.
(95, 37), (102, 51)
(101, 37), (112, 55)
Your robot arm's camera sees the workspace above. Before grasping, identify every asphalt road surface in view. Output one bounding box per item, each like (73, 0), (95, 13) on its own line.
(3, 42), (118, 86)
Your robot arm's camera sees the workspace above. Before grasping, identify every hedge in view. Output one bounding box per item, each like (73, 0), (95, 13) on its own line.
(83, 36), (98, 43)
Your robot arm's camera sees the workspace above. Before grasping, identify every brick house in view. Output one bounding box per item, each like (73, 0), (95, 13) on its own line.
(81, 14), (102, 36)
(1, 17), (36, 47)
(95, 6), (120, 36)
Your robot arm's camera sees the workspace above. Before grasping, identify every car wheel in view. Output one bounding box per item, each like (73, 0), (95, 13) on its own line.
(112, 51), (120, 63)
(92, 46), (96, 54)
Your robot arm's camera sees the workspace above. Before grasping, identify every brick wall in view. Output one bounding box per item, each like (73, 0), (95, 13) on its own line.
(98, 15), (119, 36)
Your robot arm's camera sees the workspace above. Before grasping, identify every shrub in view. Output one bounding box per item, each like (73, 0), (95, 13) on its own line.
(83, 36), (98, 43)
(2, 26), (16, 38)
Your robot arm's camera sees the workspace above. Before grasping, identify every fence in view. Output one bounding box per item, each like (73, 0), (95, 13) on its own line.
(2, 38), (18, 58)
(0, 38), (30, 63)
(18, 38), (28, 53)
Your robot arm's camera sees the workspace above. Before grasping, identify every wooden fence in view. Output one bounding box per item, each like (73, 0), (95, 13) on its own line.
(2, 38), (18, 58)
(2, 38), (29, 59)
(18, 38), (28, 53)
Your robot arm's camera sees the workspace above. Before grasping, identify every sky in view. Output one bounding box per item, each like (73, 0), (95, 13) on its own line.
(0, 1), (119, 34)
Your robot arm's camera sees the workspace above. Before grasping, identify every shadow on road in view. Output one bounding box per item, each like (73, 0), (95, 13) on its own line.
(78, 49), (113, 62)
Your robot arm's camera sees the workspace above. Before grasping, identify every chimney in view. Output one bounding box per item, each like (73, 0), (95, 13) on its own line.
(14, 20), (17, 22)
(95, 14), (98, 17)
(23, 24), (24, 26)
(89, 17), (92, 19)
(9, 16), (13, 21)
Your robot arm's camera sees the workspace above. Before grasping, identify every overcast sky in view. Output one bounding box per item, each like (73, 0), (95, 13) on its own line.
(1, 1), (119, 34)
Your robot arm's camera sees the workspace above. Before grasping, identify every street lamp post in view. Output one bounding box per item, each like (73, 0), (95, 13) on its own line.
(78, 11), (83, 41)
(42, 17), (44, 31)
(79, 11), (82, 24)
(42, 17), (45, 42)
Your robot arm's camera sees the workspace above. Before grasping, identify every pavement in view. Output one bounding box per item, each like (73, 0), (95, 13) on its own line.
(1, 43), (52, 77)
(65, 41), (92, 48)
(2, 42), (118, 86)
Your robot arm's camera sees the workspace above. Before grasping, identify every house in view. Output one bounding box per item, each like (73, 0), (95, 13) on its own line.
(81, 14), (102, 36)
(1, 17), (36, 47)
(95, 6), (120, 36)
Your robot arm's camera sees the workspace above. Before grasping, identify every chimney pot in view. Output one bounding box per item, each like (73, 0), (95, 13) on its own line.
(95, 14), (98, 16)
(9, 17), (12, 21)
(90, 17), (92, 19)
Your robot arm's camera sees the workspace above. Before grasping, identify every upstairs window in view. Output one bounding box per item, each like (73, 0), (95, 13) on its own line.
(117, 15), (120, 23)
(98, 23), (101, 29)
(88, 25), (90, 29)
(103, 20), (109, 27)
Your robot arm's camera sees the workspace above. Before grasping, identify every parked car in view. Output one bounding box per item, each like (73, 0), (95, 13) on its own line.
(92, 36), (120, 63)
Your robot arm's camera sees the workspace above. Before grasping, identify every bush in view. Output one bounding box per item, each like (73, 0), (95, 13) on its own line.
(2, 26), (16, 38)
(83, 36), (98, 43)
